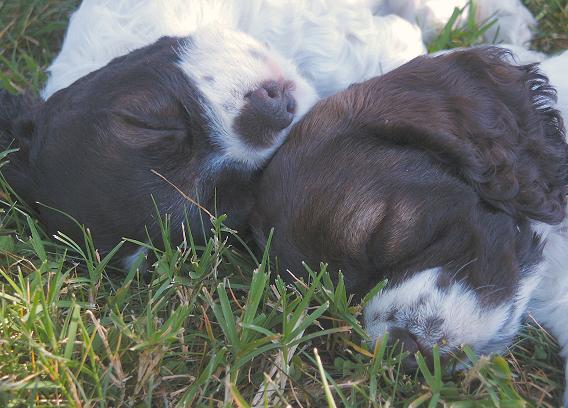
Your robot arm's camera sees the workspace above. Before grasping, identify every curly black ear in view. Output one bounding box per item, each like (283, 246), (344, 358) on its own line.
(0, 89), (42, 203)
(453, 47), (567, 224)
(366, 47), (567, 224)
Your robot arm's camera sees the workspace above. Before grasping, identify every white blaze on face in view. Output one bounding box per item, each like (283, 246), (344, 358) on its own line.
(364, 267), (541, 356)
(177, 25), (318, 168)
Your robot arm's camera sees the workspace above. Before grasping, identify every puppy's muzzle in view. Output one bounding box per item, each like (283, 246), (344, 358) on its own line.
(247, 80), (296, 130)
(387, 327), (426, 371)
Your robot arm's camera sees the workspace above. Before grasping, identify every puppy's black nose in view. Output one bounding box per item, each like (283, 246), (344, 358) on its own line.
(247, 80), (296, 130)
(387, 327), (422, 371)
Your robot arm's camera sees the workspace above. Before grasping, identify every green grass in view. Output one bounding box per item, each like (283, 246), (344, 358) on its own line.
(524, 0), (568, 53)
(427, 1), (499, 53)
(0, 0), (80, 93)
(0, 0), (567, 406)
(428, 0), (568, 52)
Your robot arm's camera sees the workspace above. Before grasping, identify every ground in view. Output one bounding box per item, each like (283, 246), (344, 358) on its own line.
(0, 0), (567, 406)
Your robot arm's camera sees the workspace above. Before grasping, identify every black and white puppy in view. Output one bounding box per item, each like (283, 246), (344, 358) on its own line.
(252, 47), (568, 369)
(0, 26), (317, 259)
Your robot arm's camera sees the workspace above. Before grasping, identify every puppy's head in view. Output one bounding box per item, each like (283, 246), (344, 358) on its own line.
(0, 26), (317, 255)
(252, 47), (567, 364)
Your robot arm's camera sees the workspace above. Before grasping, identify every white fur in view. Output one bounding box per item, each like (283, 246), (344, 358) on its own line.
(529, 216), (568, 407)
(528, 50), (568, 407)
(43, 0), (427, 99)
(43, 0), (233, 98)
(230, 0), (427, 96)
(122, 246), (147, 270)
(364, 268), (541, 357)
(370, 0), (535, 45)
(42, 0), (538, 100)
(177, 25), (317, 167)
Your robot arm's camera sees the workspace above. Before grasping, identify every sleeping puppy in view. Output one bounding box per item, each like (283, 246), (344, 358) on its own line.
(251, 47), (567, 370)
(0, 26), (317, 260)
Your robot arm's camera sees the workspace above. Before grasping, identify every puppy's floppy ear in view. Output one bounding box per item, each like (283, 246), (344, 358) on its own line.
(0, 89), (42, 204)
(454, 47), (567, 224)
(371, 47), (567, 224)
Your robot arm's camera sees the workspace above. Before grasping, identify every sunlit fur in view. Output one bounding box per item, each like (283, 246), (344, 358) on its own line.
(43, 0), (537, 100)
(42, 0), (427, 100)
